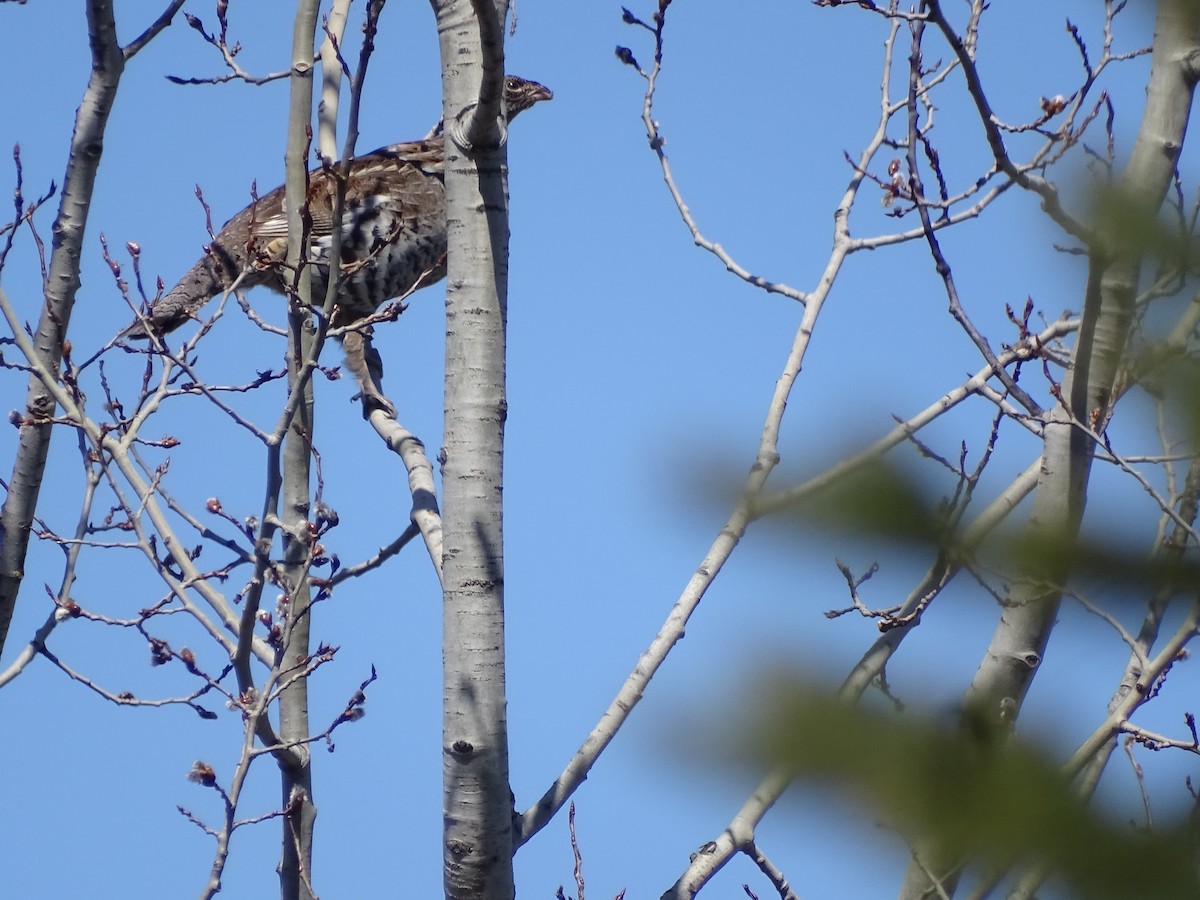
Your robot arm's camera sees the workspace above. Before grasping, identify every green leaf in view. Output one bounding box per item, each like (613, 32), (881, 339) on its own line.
(746, 684), (1200, 899)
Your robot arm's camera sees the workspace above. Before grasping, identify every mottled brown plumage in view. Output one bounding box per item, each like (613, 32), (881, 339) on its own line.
(123, 76), (551, 339)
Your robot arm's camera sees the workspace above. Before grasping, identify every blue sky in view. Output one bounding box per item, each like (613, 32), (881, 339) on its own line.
(2, 1), (1197, 897)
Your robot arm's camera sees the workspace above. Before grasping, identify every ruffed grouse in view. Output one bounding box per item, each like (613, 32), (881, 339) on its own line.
(123, 75), (552, 340)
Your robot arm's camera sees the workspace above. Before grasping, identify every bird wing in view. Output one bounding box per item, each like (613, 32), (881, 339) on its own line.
(245, 138), (446, 247)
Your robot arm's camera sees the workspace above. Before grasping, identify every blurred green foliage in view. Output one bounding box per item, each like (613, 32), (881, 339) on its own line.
(747, 684), (1200, 898)
(788, 456), (1200, 600)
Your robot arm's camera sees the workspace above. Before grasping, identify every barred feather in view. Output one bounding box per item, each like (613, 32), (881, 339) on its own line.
(123, 76), (551, 338)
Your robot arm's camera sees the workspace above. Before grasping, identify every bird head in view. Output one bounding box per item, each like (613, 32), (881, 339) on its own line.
(503, 75), (553, 121)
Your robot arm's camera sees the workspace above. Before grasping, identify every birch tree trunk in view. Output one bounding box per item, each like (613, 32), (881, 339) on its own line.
(898, 1), (1200, 895)
(428, 1), (514, 897)
(0, 0), (126, 656)
(277, 2), (320, 896)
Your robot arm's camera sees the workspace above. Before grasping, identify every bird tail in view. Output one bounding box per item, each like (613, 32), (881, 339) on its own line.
(119, 253), (227, 340)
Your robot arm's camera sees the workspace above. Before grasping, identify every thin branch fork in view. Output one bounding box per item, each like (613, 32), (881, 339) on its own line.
(616, 5), (805, 304)
(660, 766), (796, 900)
(923, 0), (1093, 243)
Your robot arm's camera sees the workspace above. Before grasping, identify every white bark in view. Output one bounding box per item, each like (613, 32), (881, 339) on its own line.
(428, 1), (514, 897)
